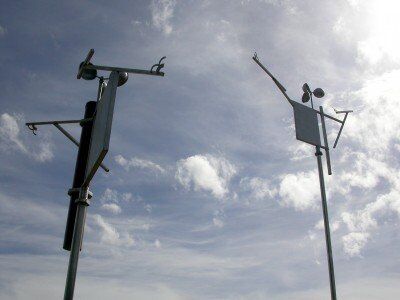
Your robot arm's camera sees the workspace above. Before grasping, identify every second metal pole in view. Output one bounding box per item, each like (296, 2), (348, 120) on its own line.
(316, 146), (337, 300)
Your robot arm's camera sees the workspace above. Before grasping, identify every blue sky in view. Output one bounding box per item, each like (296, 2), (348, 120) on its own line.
(1, 0), (400, 299)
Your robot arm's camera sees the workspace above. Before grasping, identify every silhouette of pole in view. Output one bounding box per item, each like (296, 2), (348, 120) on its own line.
(63, 101), (96, 250)
(316, 146), (337, 300)
(63, 101), (96, 300)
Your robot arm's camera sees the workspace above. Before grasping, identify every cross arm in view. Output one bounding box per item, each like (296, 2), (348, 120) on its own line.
(252, 53), (293, 106)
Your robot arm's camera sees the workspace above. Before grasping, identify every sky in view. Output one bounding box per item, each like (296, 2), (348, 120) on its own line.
(0, 0), (400, 299)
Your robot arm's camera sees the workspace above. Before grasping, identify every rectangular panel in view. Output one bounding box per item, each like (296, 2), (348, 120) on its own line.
(292, 101), (321, 147)
(83, 71), (119, 186)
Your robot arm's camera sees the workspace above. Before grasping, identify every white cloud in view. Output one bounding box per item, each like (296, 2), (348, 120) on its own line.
(0, 113), (53, 162)
(342, 231), (370, 257)
(212, 209), (225, 228)
(101, 203), (122, 215)
(34, 140), (54, 162)
(150, 0), (176, 35)
(288, 143), (313, 161)
(329, 68), (400, 256)
(278, 171), (319, 211)
(212, 217), (224, 228)
(341, 190), (400, 256)
(240, 177), (277, 201)
(356, 0), (400, 65)
(122, 192), (133, 202)
(0, 113), (28, 153)
(101, 188), (119, 203)
(93, 214), (134, 247)
(154, 239), (161, 248)
(101, 188), (134, 203)
(314, 219), (340, 232)
(344, 70), (400, 154)
(175, 154), (236, 199)
(100, 189), (133, 210)
(335, 0), (400, 65)
(144, 203), (152, 213)
(115, 154), (165, 173)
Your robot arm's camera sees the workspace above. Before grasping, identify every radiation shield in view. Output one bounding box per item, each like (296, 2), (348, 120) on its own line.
(291, 100), (321, 147)
(83, 71), (119, 187)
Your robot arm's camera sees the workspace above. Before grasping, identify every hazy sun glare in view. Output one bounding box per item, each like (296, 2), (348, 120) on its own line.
(358, 0), (400, 64)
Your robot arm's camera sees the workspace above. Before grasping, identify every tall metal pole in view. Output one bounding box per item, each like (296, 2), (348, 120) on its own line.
(315, 146), (337, 300)
(63, 101), (96, 300)
(63, 101), (96, 250)
(64, 187), (90, 300)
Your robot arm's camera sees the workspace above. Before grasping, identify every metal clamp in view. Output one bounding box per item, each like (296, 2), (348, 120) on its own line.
(68, 187), (93, 201)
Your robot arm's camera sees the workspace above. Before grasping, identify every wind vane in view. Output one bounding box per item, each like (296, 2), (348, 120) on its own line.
(253, 52), (352, 300)
(26, 49), (166, 300)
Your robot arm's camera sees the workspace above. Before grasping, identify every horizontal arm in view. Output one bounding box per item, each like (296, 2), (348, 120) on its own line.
(26, 118), (92, 127)
(25, 119), (109, 173)
(316, 111), (343, 123)
(85, 64), (164, 77)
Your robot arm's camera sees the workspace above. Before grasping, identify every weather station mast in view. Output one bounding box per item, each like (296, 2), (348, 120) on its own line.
(252, 53), (352, 300)
(26, 49), (166, 300)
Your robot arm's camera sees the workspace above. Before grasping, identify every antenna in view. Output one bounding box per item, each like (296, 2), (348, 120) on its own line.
(252, 52), (353, 300)
(252, 52), (293, 105)
(25, 49), (166, 300)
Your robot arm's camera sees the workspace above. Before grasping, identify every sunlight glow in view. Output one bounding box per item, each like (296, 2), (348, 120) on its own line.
(358, 0), (400, 64)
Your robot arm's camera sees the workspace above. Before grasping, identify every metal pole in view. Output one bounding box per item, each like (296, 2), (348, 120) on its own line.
(63, 101), (96, 250)
(62, 101), (96, 300)
(64, 187), (90, 300)
(315, 146), (337, 300)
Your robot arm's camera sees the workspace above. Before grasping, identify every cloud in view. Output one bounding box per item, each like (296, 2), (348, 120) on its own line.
(99, 188), (134, 212)
(341, 190), (400, 256)
(175, 154), (236, 199)
(99, 188), (152, 215)
(333, 0), (400, 66)
(101, 188), (119, 203)
(342, 231), (370, 257)
(100, 188), (133, 203)
(314, 219), (340, 232)
(0, 113), (53, 162)
(240, 177), (277, 202)
(101, 203), (122, 215)
(278, 171), (320, 211)
(150, 0), (176, 35)
(344, 70), (400, 154)
(34, 140), (54, 162)
(331, 69), (400, 256)
(356, 0), (400, 65)
(115, 154), (165, 173)
(212, 209), (225, 228)
(93, 214), (134, 247)
(0, 113), (28, 153)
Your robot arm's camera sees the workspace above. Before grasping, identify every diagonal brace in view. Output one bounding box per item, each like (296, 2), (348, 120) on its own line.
(25, 119), (109, 172)
(54, 124), (109, 172)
